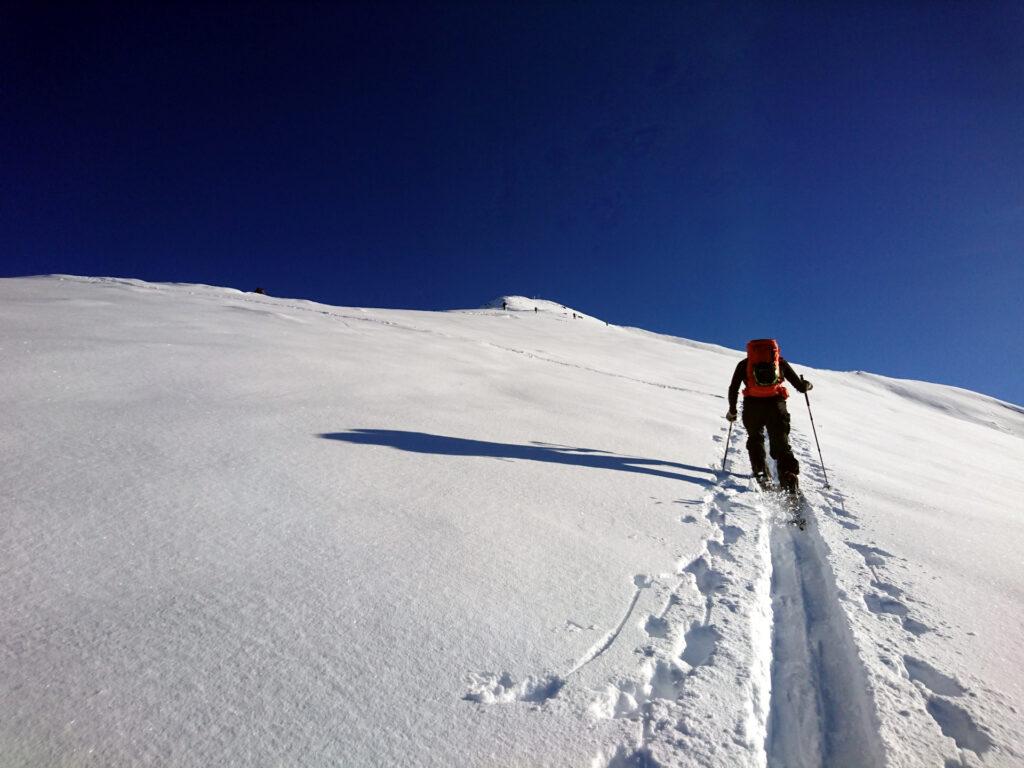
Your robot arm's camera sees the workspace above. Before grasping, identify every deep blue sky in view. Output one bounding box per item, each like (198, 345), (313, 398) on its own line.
(4, 3), (1023, 404)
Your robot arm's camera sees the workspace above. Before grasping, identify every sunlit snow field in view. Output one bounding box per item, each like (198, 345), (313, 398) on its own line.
(1, 276), (1021, 767)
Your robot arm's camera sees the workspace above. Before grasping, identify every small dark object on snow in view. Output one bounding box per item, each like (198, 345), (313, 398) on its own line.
(253, 287), (266, 295)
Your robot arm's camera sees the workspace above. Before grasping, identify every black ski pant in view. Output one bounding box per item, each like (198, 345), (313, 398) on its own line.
(742, 397), (799, 478)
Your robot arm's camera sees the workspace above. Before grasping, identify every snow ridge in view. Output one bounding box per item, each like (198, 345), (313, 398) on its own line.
(483, 295), (602, 321)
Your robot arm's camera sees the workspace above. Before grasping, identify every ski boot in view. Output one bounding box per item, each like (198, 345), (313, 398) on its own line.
(753, 468), (773, 491)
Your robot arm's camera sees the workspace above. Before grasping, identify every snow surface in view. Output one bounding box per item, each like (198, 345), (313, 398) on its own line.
(1, 275), (1022, 767)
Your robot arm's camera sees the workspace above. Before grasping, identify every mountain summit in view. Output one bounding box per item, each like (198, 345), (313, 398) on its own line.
(483, 295), (603, 322)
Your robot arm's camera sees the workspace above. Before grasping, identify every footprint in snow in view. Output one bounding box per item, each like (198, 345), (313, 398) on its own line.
(649, 658), (685, 700)
(684, 557), (726, 597)
(900, 656), (999, 758)
(864, 593), (909, 618)
(707, 540), (734, 561)
(926, 697), (994, 755)
(903, 655), (966, 697)
(644, 615), (670, 639)
(680, 622), (721, 669)
(847, 541), (894, 568)
(863, 593), (930, 636)
(872, 580), (903, 598)
(463, 672), (564, 705)
(590, 678), (648, 720)
(721, 524), (743, 544)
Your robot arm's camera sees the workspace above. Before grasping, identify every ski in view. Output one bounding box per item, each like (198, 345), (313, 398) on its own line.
(782, 491), (808, 531)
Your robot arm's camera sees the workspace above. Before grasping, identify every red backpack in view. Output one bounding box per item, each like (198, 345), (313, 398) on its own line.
(744, 339), (788, 398)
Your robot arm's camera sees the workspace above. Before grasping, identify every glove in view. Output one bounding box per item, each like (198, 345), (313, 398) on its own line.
(802, 380), (813, 392)
(725, 410), (737, 422)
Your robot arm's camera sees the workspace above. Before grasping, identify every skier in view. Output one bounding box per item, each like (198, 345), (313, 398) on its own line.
(725, 339), (813, 494)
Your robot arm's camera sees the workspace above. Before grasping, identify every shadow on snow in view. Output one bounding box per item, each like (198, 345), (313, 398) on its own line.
(320, 429), (714, 486)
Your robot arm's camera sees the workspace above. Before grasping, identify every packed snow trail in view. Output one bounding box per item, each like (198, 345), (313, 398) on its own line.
(766, 509), (885, 767)
(586, 471), (776, 768)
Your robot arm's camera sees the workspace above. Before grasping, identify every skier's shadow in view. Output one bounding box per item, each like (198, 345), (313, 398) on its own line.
(319, 429), (714, 487)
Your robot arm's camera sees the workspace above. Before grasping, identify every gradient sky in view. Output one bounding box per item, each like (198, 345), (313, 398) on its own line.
(4, 3), (1023, 404)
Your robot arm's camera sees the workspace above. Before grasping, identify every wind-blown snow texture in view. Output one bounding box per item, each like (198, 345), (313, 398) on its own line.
(2, 276), (1022, 767)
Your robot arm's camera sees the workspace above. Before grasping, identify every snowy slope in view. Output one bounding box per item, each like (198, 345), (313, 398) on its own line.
(1, 275), (1021, 768)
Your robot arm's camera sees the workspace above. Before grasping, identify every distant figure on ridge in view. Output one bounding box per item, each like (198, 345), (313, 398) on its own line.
(502, 300), (508, 311)
(726, 339), (812, 494)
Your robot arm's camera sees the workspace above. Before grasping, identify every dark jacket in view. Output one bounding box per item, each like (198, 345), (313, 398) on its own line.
(728, 358), (807, 411)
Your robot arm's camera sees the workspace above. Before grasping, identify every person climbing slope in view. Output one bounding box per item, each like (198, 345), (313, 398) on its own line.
(725, 339), (812, 494)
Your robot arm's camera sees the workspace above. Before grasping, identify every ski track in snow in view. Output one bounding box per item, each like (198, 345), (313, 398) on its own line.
(475, 340), (724, 401)
(789, 437), (1015, 768)
(764, 499), (884, 765)
(466, 422), (1016, 767)
(568, 574), (653, 677)
(459, 424), (892, 768)
(588, 428), (890, 767)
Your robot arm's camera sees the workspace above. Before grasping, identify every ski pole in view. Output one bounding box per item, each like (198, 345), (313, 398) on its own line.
(801, 376), (830, 488)
(721, 418), (734, 473)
